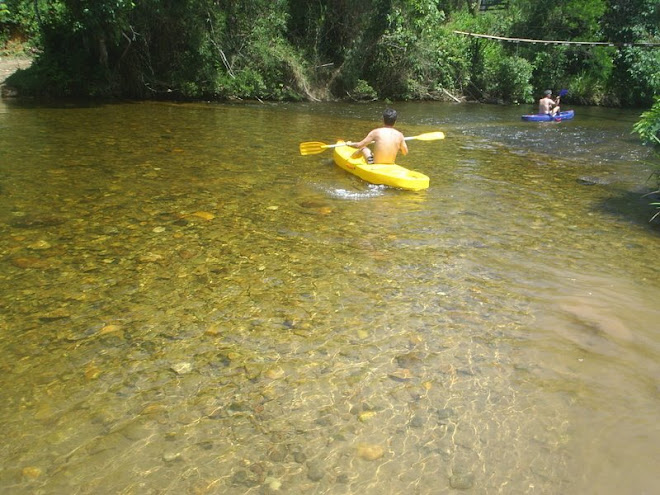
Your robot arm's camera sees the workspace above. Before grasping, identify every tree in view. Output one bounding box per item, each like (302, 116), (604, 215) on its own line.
(602, 0), (660, 105)
(633, 96), (660, 144)
(4, 0), (659, 103)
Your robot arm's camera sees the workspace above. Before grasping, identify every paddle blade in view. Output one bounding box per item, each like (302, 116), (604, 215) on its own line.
(299, 141), (329, 156)
(559, 89), (568, 97)
(410, 131), (445, 141)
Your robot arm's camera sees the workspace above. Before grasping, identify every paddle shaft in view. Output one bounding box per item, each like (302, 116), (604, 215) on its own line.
(325, 135), (429, 149)
(299, 131), (444, 156)
(553, 90), (567, 121)
(348, 131), (445, 147)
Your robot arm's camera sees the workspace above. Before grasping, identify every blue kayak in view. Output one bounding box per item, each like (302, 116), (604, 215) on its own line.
(521, 110), (574, 122)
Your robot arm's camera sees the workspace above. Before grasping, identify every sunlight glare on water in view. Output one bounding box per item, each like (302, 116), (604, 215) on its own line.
(0, 99), (658, 494)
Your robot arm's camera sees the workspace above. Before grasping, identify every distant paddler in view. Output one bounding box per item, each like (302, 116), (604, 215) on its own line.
(539, 89), (561, 117)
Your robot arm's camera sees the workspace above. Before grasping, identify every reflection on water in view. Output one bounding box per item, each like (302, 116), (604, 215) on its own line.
(0, 100), (658, 494)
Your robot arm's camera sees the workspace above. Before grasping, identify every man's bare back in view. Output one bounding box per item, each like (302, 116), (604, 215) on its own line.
(362, 127), (407, 164)
(351, 109), (408, 165)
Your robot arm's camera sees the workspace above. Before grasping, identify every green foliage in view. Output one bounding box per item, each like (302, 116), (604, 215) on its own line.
(602, 0), (660, 106)
(5, 0), (311, 99)
(560, 47), (614, 104)
(602, 0), (659, 42)
(642, 152), (660, 224)
(633, 97), (660, 223)
(444, 9), (516, 100)
(350, 79), (377, 101)
(468, 35), (532, 103)
(531, 49), (569, 97)
(633, 96), (660, 145)
(3, 0), (659, 103)
(1, 0), (52, 51)
(504, 1), (617, 104)
(226, 3), (308, 100)
(494, 55), (533, 103)
(509, 0), (606, 41)
(0, 2), (9, 22)
(568, 70), (609, 105)
(609, 47), (660, 106)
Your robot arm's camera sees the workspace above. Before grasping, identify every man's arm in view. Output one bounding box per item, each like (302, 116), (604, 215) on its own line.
(400, 135), (408, 156)
(351, 130), (376, 149)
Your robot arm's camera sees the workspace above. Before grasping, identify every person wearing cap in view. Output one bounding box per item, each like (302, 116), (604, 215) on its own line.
(539, 89), (560, 116)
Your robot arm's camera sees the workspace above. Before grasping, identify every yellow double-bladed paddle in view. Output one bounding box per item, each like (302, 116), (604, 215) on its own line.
(299, 131), (445, 156)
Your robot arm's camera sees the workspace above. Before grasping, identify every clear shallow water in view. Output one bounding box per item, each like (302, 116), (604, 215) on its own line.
(0, 99), (658, 494)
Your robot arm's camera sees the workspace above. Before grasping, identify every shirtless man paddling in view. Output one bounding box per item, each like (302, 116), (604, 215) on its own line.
(539, 89), (560, 116)
(350, 108), (408, 164)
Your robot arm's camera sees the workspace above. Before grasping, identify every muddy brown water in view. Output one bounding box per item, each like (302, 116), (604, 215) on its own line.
(1, 99), (658, 494)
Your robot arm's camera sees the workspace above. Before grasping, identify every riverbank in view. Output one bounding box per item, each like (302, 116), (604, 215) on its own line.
(0, 55), (32, 85)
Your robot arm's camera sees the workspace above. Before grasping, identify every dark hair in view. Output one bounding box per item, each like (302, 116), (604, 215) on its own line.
(383, 108), (397, 126)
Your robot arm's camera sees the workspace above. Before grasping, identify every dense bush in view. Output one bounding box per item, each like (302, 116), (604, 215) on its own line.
(602, 0), (660, 106)
(495, 56), (533, 103)
(608, 47), (660, 106)
(1, 0), (659, 104)
(633, 97), (660, 145)
(633, 97), (660, 223)
(0, 0), (44, 53)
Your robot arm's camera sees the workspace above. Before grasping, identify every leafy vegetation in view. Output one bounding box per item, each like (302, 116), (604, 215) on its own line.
(633, 97), (660, 144)
(645, 165), (660, 224)
(641, 149), (660, 224)
(1, 0), (659, 104)
(633, 97), (660, 222)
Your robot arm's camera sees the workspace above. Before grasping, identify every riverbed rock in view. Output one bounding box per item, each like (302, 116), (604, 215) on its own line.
(395, 351), (423, 369)
(21, 466), (42, 479)
(139, 252), (163, 263)
(11, 256), (50, 269)
(577, 176), (613, 186)
(9, 215), (65, 229)
(38, 308), (71, 321)
(171, 362), (193, 374)
(356, 443), (385, 461)
(358, 411), (377, 422)
(306, 461), (325, 481)
(84, 363), (102, 380)
(163, 451), (183, 462)
(449, 472), (475, 490)
(293, 450), (306, 463)
(265, 366), (285, 379)
(27, 240), (52, 250)
(388, 368), (413, 381)
(409, 414), (425, 428)
(232, 469), (259, 487)
(191, 211), (215, 220)
(98, 324), (123, 336)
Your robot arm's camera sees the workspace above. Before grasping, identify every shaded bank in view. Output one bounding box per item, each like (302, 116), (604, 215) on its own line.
(0, 55), (32, 98)
(0, 55), (31, 84)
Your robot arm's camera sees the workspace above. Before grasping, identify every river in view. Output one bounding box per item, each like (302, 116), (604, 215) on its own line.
(1, 99), (658, 494)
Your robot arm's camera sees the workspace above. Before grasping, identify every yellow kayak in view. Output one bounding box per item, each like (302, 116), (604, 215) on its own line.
(332, 141), (429, 191)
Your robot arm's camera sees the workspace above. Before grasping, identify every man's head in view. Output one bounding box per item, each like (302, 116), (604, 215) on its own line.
(383, 108), (397, 126)
(544, 90), (552, 97)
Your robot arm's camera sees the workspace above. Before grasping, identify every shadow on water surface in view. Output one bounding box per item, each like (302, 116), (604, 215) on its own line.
(589, 182), (660, 232)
